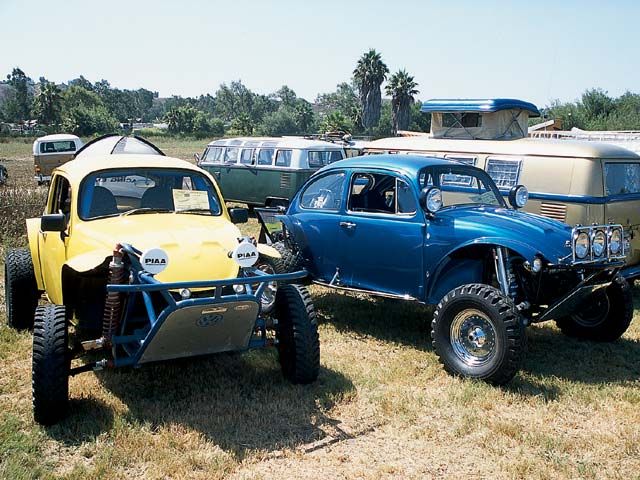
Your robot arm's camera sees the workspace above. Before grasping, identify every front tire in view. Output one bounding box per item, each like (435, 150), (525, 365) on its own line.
(254, 254), (285, 314)
(431, 284), (526, 385)
(273, 241), (304, 272)
(32, 304), (69, 425)
(556, 275), (633, 342)
(274, 284), (319, 384)
(5, 248), (39, 330)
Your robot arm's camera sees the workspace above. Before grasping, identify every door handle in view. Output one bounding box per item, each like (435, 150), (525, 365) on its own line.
(339, 221), (356, 229)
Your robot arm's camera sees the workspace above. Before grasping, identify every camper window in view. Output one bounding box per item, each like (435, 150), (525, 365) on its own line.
(308, 150), (344, 168)
(257, 148), (275, 166)
(605, 163), (640, 195)
(275, 150), (292, 167)
(240, 148), (255, 165)
(442, 113), (482, 128)
(486, 158), (522, 189)
(224, 147), (239, 163)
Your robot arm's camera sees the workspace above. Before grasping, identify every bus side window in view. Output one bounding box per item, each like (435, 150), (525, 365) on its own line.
(257, 148), (275, 166)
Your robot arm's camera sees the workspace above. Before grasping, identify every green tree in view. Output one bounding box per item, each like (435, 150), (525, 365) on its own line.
(315, 82), (361, 130)
(408, 100), (431, 132)
(32, 78), (62, 125)
(353, 49), (389, 132)
(257, 108), (298, 136)
(229, 112), (254, 135)
(294, 100), (315, 133)
(319, 111), (353, 134)
(385, 69), (419, 134)
(4, 67), (33, 121)
(272, 85), (297, 108)
(61, 85), (118, 135)
(164, 105), (198, 134)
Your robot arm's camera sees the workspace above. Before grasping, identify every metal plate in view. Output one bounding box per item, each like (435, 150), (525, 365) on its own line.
(139, 300), (259, 363)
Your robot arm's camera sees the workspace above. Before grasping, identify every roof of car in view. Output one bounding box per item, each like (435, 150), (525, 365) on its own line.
(206, 136), (346, 149)
(421, 98), (541, 117)
(321, 154), (459, 177)
(55, 154), (203, 183)
(34, 134), (81, 143)
(364, 136), (640, 159)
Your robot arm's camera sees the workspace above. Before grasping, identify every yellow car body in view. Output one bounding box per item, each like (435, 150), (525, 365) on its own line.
(27, 153), (278, 305)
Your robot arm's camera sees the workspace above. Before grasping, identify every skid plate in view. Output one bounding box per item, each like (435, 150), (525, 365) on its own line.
(139, 300), (259, 363)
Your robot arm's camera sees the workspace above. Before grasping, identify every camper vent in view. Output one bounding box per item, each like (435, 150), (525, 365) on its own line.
(280, 173), (291, 189)
(540, 202), (567, 222)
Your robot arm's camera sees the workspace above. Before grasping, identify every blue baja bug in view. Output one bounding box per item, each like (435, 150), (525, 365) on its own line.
(261, 155), (632, 384)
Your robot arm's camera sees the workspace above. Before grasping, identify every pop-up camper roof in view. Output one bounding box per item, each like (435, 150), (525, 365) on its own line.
(421, 98), (540, 140)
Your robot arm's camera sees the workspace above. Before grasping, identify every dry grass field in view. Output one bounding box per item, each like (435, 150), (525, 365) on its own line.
(1, 137), (639, 479)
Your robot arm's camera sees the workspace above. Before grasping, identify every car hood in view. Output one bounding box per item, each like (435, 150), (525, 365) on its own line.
(68, 213), (242, 282)
(436, 205), (573, 262)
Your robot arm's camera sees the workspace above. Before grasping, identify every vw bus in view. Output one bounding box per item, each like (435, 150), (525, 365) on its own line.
(364, 99), (640, 278)
(33, 134), (83, 184)
(198, 137), (346, 208)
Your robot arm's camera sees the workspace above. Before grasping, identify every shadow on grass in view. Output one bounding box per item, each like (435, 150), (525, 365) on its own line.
(45, 397), (115, 445)
(48, 349), (355, 458)
(314, 289), (640, 393)
(313, 289), (433, 351)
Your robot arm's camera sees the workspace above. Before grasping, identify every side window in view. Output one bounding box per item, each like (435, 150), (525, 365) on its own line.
(486, 158), (521, 189)
(203, 147), (223, 163)
(239, 148), (254, 165)
(604, 163), (640, 195)
(257, 148), (275, 166)
(300, 172), (345, 210)
(275, 150), (292, 167)
(224, 147), (239, 163)
(49, 175), (72, 217)
(349, 173), (415, 215)
(308, 150), (345, 169)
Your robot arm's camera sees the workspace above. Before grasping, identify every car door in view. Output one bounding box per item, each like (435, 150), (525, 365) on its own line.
(290, 171), (348, 282)
(39, 173), (72, 303)
(338, 171), (425, 298)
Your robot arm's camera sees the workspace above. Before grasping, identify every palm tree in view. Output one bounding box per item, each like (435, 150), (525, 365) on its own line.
(353, 49), (389, 132)
(33, 79), (62, 125)
(385, 70), (419, 135)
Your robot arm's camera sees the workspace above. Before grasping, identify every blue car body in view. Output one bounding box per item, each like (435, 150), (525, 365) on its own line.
(278, 155), (624, 308)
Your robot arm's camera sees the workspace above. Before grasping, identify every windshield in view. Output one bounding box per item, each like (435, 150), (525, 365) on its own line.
(419, 165), (506, 208)
(79, 168), (222, 219)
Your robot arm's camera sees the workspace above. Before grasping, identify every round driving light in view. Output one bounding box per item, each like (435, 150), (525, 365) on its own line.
(233, 284), (245, 293)
(575, 232), (590, 259)
(609, 228), (622, 254)
(592, 230), (606, 257)
(425, 187), (443, 213)
(179, 288), (192, 299)
(515, 186), (529, 208)
(532, 257), (543, 273)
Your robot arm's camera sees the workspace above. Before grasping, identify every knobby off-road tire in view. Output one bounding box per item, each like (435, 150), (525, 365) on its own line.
(275, 284), (320, 384)
(32, 304), (69, 425)
(273, 241), (304, 273)
(431, 284), (526, 385)
(4, 248), (39, 330)
(556, 275), (633, 342)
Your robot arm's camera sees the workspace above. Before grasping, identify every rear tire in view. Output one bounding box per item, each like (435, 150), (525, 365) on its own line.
(273, 241), (304, 272)
(32, 304), (69, 425)
(431, 284), (526, 385)
(5, 248), (39, 330)
(556, 275), (633, 341)
(275, 284), (319, 384)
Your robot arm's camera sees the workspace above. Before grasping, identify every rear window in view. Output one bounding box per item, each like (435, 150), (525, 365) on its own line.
(308, 150), (344, 168)
(605, 163), (640, 195)
(40, 141), (76, 154)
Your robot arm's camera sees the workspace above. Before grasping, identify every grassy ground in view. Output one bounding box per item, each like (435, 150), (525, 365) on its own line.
(1, 138), (640, 479)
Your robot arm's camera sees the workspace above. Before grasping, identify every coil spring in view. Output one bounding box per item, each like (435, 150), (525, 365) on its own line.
(102, 249), (126, 340)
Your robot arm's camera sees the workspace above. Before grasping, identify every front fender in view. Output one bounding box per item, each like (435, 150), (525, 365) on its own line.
(65, 249), (112, 273)
(257, 244), (281, 259)
(26, 217), (44, 290)
(425, 237), (538, 304)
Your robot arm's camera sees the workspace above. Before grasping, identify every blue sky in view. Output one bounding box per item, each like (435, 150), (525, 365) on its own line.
(0, 0), (637, 107)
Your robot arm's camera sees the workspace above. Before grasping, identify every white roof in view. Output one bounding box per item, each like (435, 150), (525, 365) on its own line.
(34, 134), (81, 143)
(206, 136), (345, 150)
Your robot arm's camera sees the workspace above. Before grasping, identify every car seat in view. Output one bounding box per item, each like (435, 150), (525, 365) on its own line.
(140, 186), (174, 210)
(89, 186), (118, 217)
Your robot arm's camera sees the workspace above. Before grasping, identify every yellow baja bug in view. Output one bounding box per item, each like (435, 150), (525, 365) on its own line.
(4, 142), (319, 425)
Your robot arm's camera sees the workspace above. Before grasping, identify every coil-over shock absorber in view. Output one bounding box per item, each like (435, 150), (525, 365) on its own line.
(102, 244), (126, 341)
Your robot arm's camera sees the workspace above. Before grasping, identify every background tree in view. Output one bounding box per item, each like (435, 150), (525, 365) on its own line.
(385, 69), (419, 134)
(319, 111), (353, 134)
(32, 77), (62, 125)
(353, 49), (388, 132)
(60, 85), (118, 135)
(315, 82), (360, 129)
(4, 67), (34, 122)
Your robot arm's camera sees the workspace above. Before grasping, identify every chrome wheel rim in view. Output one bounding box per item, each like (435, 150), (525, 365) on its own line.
(450, 309), (497, 367)
(256, 263), (277, 313)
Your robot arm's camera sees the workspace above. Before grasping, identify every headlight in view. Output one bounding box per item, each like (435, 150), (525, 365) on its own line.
(592, 230), (606, 257)
(575, 232), (590, 259)
(609, 228), (622, 254)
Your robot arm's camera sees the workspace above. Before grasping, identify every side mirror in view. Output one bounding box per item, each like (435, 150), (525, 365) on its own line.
(41, 213), (67, 232)
(419, 187), (443, 214)
(508, 185), (529, 209)
(194, 152), (201, 164)
(229, 207), (249, 224)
